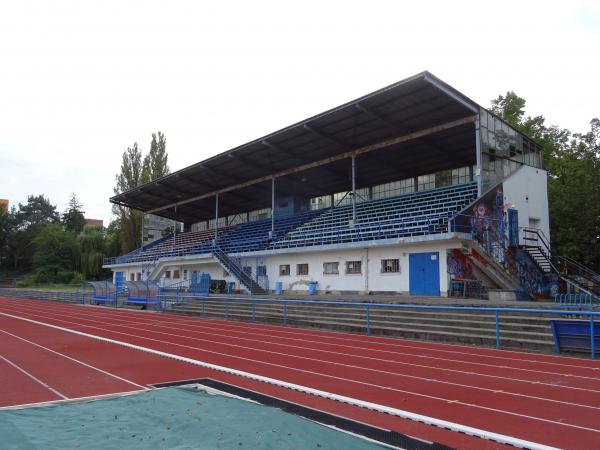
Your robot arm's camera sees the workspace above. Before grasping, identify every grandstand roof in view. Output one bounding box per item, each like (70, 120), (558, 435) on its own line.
(111, 71), (481, 223)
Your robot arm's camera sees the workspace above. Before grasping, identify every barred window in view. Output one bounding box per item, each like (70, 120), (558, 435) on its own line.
(173, 270), (180, 279)
(346, 261), (362, 274)
(296, 263), (309, 276)
(381, 259), (400, 273)
(279, 264), (290, 276)
(323, 262), (339, 275)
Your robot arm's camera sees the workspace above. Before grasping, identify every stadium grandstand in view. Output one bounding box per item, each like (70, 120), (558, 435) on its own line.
(104, 71), (598, 300)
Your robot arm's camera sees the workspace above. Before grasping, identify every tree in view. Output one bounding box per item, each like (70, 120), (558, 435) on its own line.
(11, 195), (60, 269)
(78, 225), (105, 280)
(142, 131), (169, 182)
(112, 133), (170, 253)
(32, 223), (78, 283)
(113, 143), (145, 253)
(62, 193), (86, 234)
(0, 208), (11, 268)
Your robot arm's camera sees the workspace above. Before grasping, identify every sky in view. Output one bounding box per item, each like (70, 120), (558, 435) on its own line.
(1, 0), (599, 224)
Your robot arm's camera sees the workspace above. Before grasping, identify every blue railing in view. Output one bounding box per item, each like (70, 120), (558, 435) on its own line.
(1, 288), (599, 358)
(555, 293), (597, 308)
(156, 294), (600, 359)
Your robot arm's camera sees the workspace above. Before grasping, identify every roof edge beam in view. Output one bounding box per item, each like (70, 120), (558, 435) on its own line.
(143, 115), (476, 215)
(423, 74), (478, 113)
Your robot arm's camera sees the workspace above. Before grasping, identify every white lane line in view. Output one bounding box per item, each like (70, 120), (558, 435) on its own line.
(0, 310), (560, 450)
(23, 308), (598, 412)
(0, 389), (146, 410)
(3, 310), (599, 436)
(0, 328), (147, 390)
(5, 296), (597, 371)
(3, 301), (600, 390)
(66, 309), (600, 394)
(0, 354), (68, 400)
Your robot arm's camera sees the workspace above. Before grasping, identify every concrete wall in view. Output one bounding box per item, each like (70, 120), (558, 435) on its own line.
(502, 165), (550, 241)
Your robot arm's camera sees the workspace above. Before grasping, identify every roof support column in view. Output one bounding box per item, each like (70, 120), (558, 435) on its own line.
(173, 206), (177, 242)
(271, 176), (276, 236)
(475, 118), (482, 196)
(214, 194), (219, 241)
(351, 154), (357, 223)
(141, 213), (145, 250)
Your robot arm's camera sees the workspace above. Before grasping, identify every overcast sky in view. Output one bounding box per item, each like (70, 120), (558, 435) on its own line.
(1, 0), (599, 224)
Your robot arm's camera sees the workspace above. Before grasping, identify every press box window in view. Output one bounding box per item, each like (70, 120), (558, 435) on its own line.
(279, 264), (290, 276)
(381, 259), (400, 273)
(296, 263), (309, 276)
(323, 262), (339, 275)
(346, 261), (362, 274)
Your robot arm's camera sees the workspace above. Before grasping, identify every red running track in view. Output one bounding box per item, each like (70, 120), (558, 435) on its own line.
(1, 296), (599, 449)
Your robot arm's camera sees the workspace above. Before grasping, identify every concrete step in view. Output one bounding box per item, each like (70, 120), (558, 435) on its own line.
(168, 301), (555, 351)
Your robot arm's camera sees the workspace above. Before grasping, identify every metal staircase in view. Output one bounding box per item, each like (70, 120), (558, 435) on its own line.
(521, 228), (600, 297)
(211, 243), (266, 295)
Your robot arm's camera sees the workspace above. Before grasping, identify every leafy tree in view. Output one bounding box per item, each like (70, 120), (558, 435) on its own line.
(32, 223), (78, 283)
(0, 208), (11, 268)
(62, 193), (86, 234)
(78, 225), (105, 280)
(11, 195), (60, 269)
(113, 143), (145, 253)
(142, 131), (169, 182)
(113, 133), (170, 253)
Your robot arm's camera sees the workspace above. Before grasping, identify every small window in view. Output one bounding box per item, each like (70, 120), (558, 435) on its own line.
(346, 261), (362, 274)
(223, 269), (230, 278)
(136, 272), (142, 281)
(257, 266), (267, 276)
(381, 259), (400, 273)
(323, 262), (339, 275)
(183, 270), (188, 280)
(130, 273), (135, 281)
(296, 263), (309, 276)
(173, 270), (180, 279)
(279, 264), (290, 276)
(243, 266), (252, 276)
(165, 271), (171, 279)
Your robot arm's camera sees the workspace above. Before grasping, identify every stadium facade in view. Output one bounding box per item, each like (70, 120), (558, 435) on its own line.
(104, 71), (564, 299)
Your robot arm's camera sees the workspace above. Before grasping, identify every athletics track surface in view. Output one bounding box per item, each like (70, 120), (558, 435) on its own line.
(0, 296), (599, 449)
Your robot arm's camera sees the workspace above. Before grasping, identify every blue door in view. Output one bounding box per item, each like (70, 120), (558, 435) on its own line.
(114, 272), (124, 290)
(409, 252), (440, 296)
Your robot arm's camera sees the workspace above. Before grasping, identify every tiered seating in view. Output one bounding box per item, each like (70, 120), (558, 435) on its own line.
(270, 182), (478, 249)
(196, 209), (323, 254)
(121, 229), (226, 263)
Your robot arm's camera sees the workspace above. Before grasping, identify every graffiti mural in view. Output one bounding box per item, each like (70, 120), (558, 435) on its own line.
(447, 249), (473, 280)
(455, 184), (507, 265)
(505, 248), (559, 298)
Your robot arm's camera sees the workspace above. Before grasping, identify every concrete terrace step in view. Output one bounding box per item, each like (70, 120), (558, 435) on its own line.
(168, 300), (555, 350)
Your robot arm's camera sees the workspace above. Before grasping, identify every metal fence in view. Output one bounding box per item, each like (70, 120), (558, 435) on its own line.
(1, 288), (598, 359)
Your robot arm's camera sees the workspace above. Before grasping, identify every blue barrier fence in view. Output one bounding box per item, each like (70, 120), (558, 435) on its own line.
(1, 287), (599, 359)
(157, 294), (600, 359)
(555, 293), (597, 309)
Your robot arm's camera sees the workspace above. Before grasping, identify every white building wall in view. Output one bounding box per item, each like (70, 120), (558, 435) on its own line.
(502, 165), (550, 240)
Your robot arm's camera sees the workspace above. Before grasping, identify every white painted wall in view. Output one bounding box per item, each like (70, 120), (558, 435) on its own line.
(111, 239), (462, 296)
(502, 165), (550, 241)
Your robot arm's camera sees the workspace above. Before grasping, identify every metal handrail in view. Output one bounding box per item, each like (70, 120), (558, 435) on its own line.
(156, 293), (600, 359)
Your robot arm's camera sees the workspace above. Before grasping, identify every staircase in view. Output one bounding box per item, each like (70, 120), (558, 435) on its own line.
(211, 243), (266, 295)
(521, 228), (600, 297)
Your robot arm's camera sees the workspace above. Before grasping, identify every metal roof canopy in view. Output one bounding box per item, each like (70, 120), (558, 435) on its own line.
(111, 71), (480, 224)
